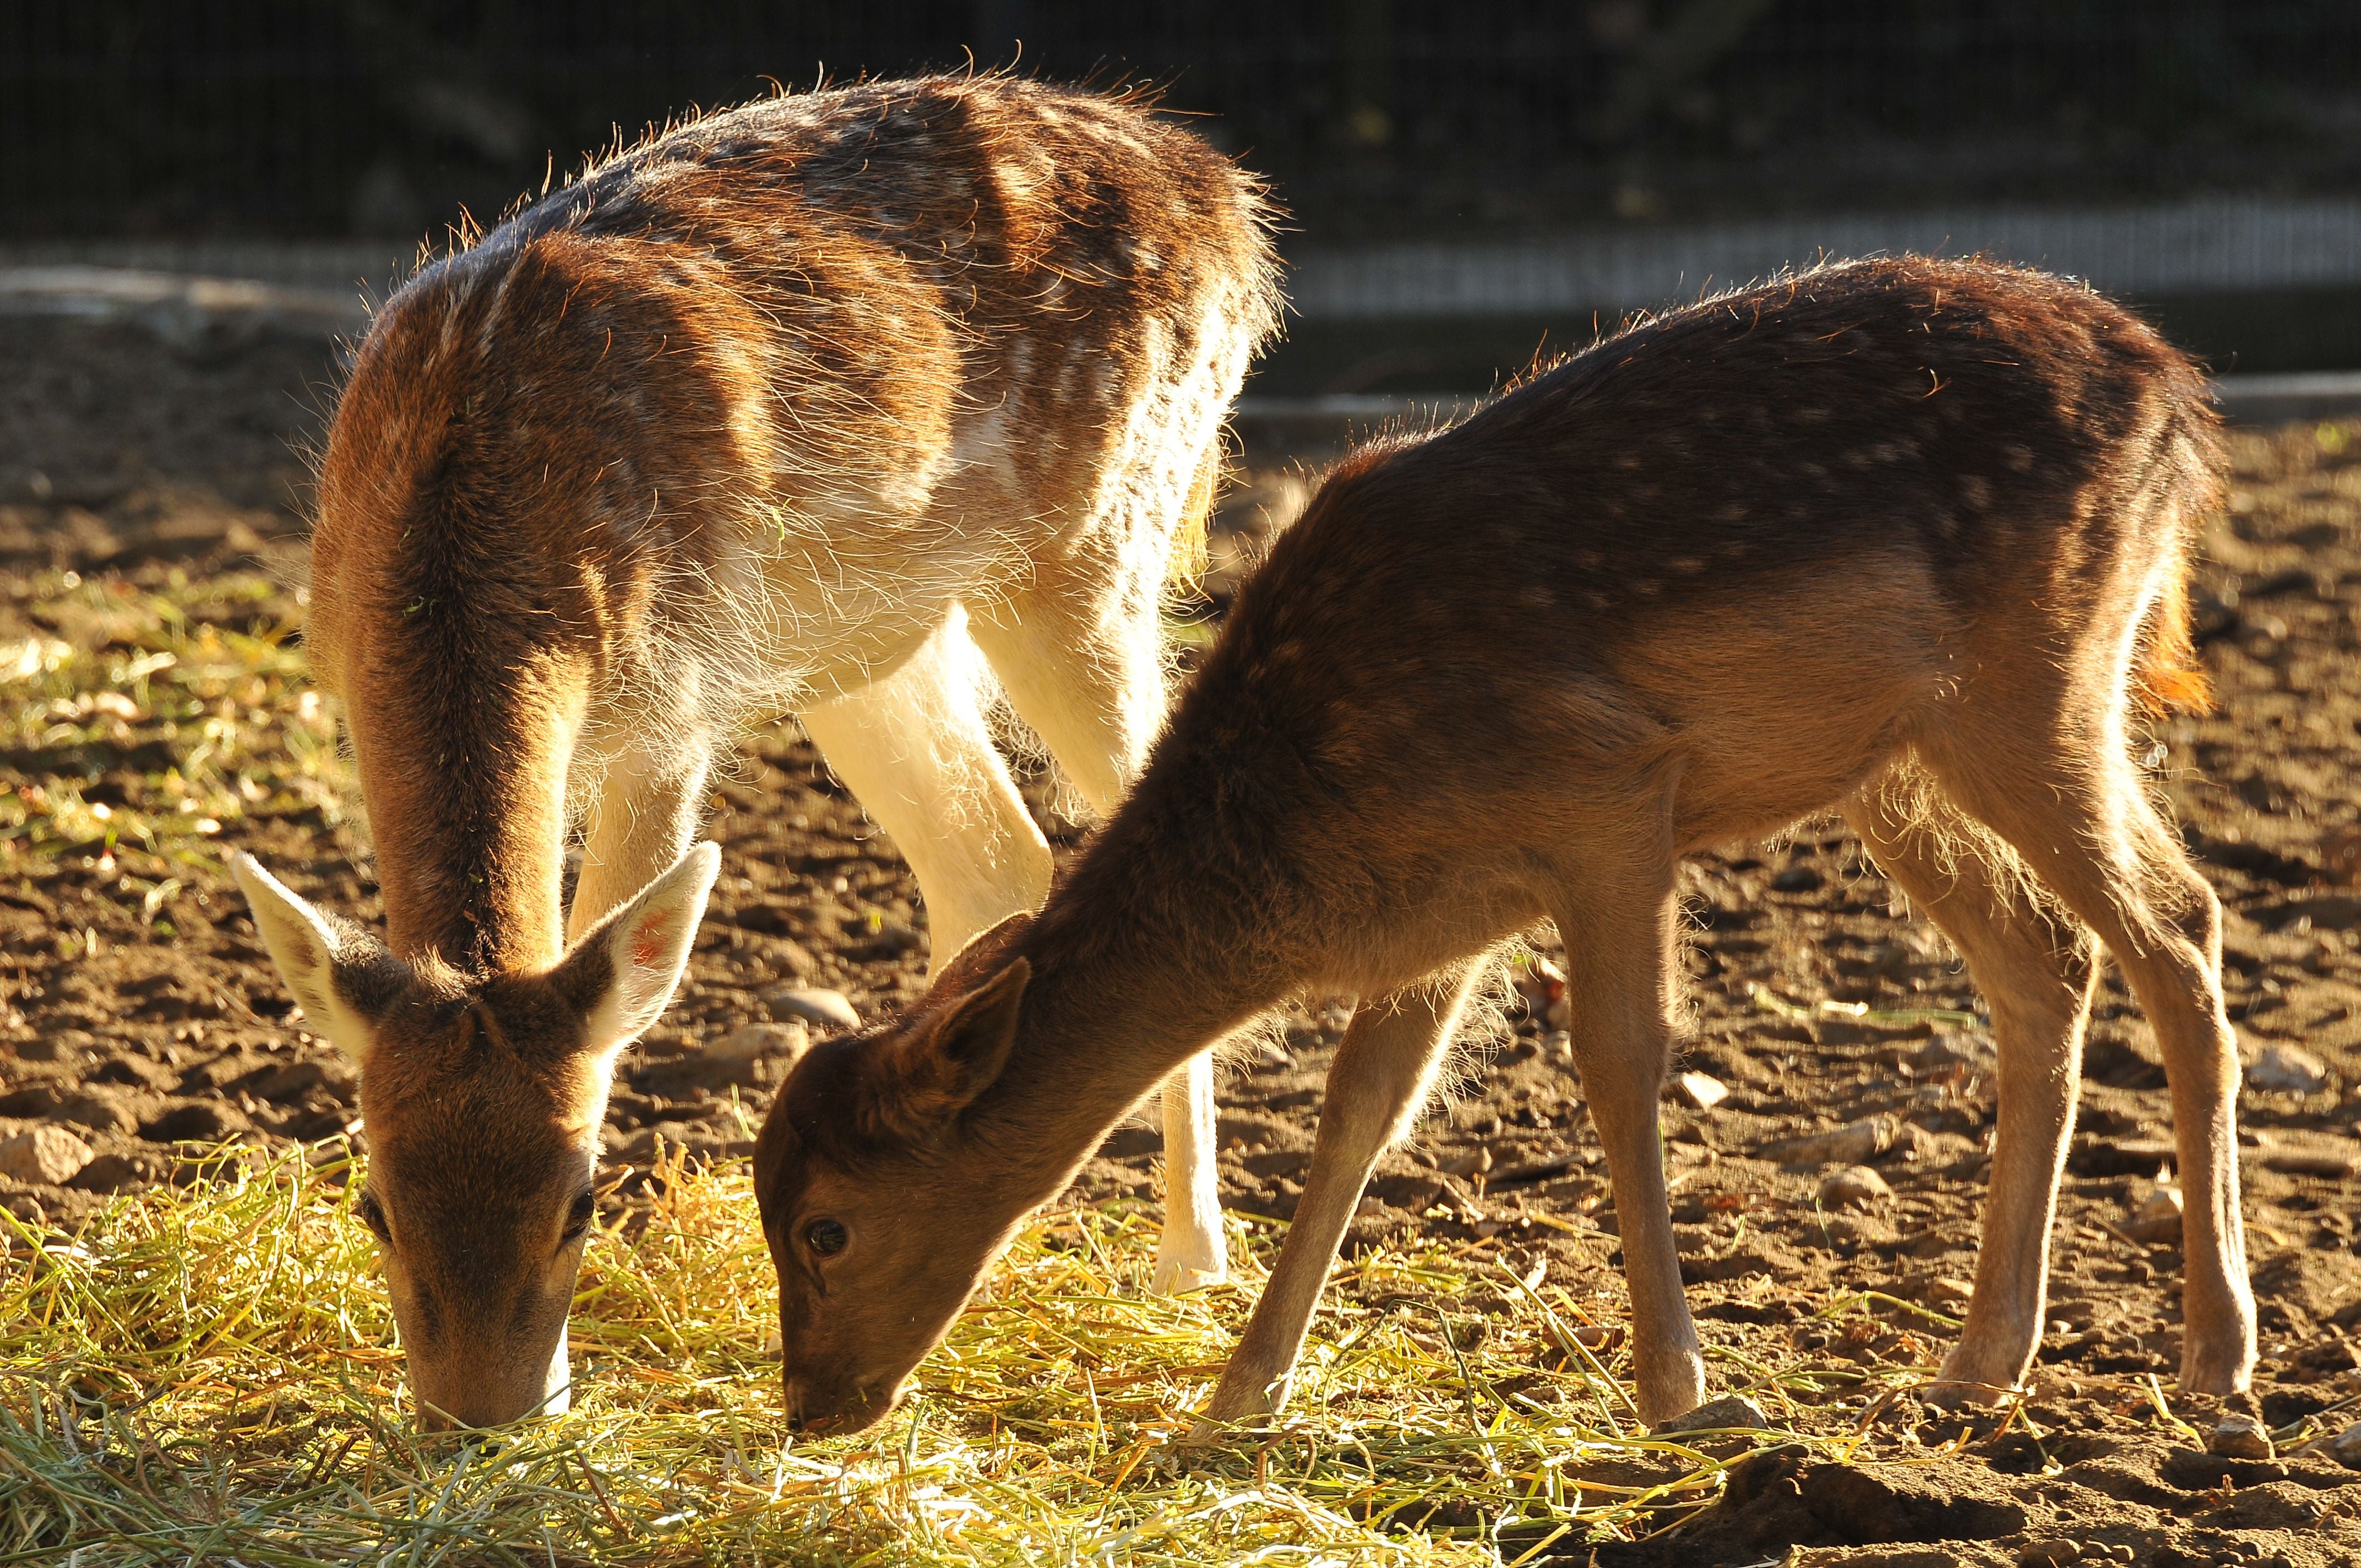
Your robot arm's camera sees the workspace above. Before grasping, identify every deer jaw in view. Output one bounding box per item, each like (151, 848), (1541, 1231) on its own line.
(231, 843), (721, 1428)
(754, 946), (1042, 1435)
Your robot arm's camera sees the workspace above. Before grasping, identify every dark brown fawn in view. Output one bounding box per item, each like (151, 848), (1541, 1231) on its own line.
(752, 257), (2257, 1436)
(227, 75), (1279, 1428)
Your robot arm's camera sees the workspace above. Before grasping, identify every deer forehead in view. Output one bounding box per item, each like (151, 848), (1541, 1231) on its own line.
(755, 1036), (897, 1199)
(365, 1087), (596, 1229)
(359, 1019), (611, 1152)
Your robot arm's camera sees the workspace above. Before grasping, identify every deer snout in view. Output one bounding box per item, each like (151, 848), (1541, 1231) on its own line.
(783, 1371), (900, 1436)
(409, 1326), (573, 1431)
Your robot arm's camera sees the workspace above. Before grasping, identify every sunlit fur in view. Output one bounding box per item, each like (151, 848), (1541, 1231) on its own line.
(755, 258), (2254, 1436)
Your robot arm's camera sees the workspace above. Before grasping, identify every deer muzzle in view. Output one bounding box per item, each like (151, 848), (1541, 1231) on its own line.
(411, 1325), (573, 1431)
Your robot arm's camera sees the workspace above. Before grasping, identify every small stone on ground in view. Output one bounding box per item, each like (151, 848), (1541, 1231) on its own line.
(1652, 1393), (1767, 1435)
(2125, 1186), (2184, 1244)
(1675, 1070), (1728, 1110)
(761, 987), (860, 1032)
(708, 1020), (809, 1066)
(2207, 1413), (2274, 1461)
(2245, 1040), (2330, 1095)
(1759, 1112), (1900, 1166)
(0, 1125), (94, 1185)
(2333, 1419), (2361, 1470)
(1820, 1164), (1892, 1209)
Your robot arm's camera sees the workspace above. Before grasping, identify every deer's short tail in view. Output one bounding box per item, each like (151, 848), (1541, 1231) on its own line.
(2131, 395), (2222, 719)
(2133, 570), (2211, 716)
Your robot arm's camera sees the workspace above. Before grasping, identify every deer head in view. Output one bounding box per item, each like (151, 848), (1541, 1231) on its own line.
(229, 841), (721, 1429)
(753, 912), (1040, 1434)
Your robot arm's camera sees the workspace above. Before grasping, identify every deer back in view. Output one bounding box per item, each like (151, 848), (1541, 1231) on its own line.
(1039, 258), (2222, 1001)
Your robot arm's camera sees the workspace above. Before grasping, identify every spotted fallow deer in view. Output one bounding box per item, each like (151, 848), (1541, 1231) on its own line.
(226, 75), (1280, 1429)
(752, 257), (2259, 1437)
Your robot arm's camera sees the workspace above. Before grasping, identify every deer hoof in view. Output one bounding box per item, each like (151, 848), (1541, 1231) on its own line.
(1178, 1416), (1233, 1449)
(1921, 1366), (2024, 1410)
(1182, 1404), (1280, 1449)
(1632, 1350), (1709, 1429)
(2178, 1347), (2256, 1398)
(1149, 1253), (1228, 1294)
(1190, 1365), (1287, 1439)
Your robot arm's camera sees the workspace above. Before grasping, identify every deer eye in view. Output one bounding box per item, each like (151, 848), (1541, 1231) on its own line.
(355, 1189), (391, 1242)
(804, 1218), (848, 1257)
(560, 1189), (597, 1247)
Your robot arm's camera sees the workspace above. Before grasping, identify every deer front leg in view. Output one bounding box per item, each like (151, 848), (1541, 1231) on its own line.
(1154, 1052), (1228, 1292)
(1554, 850), (1706, 1429)
(969, 573), (1226, 1292)
(799, 612), (1054, 963)
(1194, 962), (1482, 1436)
(542, 723), (717, 1414)
(569, 727), (715, 941)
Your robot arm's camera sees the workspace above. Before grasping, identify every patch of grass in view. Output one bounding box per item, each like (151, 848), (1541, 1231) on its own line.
(0, 567), (346, 891)
(0, 1145), (1872, 1566)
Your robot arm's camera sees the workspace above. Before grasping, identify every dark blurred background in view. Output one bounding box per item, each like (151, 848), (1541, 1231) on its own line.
(9, 2), (2361, 388)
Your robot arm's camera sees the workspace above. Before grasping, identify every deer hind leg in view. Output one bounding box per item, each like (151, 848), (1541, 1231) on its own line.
(1195, 960), (1486, 1434)
(970, 535), (1226, 1293)
(798, 609), (1053, 967)
(1552, 835), (1707, 1428)
(1918, 731), (2255, 1398)
(1843, 772), (2100, 1404)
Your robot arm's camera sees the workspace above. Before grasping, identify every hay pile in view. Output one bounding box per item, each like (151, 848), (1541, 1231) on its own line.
(0, 1143), (1883, 1565)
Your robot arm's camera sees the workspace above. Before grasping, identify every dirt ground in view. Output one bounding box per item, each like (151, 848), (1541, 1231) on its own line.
(5, 315), (2361, 1566)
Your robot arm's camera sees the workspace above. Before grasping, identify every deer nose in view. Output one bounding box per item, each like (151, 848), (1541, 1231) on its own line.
(782, 1377), (812, 1434)
(783, 1373), (852, 1436)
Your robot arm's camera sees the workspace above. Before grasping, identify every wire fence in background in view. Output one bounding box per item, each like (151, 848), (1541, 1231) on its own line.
(1290, 197), (2361, 318)
(7, 2), (2361, 244)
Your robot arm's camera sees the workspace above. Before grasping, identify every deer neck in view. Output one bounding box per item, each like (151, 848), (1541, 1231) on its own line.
(345, 653), (586, 974)
(976, 777), (1299, 1204)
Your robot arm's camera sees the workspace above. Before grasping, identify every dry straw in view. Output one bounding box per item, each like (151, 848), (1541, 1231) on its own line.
(0, 1141), (1879, 1566)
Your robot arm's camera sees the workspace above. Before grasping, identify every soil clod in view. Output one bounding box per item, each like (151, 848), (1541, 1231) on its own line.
(2210, 1413), (2277, 1461)
(0, 1125), (92, 1184)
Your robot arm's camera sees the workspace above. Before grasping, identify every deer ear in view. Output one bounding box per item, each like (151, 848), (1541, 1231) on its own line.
(551, 842), (721, 1060)
(931, 909), (1033, 993)
(229, 853), (399, 1064)
(878, 958), (1031, 1129)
